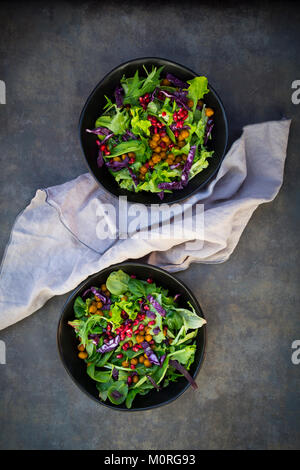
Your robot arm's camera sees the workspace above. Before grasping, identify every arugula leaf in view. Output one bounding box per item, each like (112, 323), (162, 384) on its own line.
(168, 345), (196, 365)
(172, 302), (206, 330)
(95, 108), (129, 135)
(127, 278), (147, 297)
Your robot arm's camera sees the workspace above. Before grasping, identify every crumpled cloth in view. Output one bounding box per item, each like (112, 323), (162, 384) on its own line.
(0, 119), (291, 330)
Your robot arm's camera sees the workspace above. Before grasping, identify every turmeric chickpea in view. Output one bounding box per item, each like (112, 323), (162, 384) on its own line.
(181, 129), (190, 139)
(78, 351), (88, 359)
(166, 158), (173, 166)
(145, 326), (151, 334)
(130, 358), (138, 365)
(105, 290), (110, 297)
(122, 360), (129, 367)
(140, 166), (148, 175)
(136, 335), (144, 343)
(78, 344), (85, 351)
(168, 153), (175, 160)
(121, 154), (127, 160)
(113, 156), (121, 162)
(160, 151), (167, 159)
(153, 134), (160, 141)
(96, 301), (103, 309)
(161, 135), (170, 144)
(178, 141), (185, 148)
(152, 155), (161, 164)
(149, 141), (157, 149)
(96, 310), (103, 316)
(161, 78), (171, 86)
(101, 284), (107, 291)
(145, 334), (152, 342)
(89, 305), (97, 314)
(139, 355), (145, 363)
(133, 375), (139, 384)
(205, 107), (214, 117)
(187, 99), (194, 108)
(148, 159), (155, 167)
(128, 152), (136, 158)
(144, 359), (152, 368)
(128, 341), (133, 348)
(154, 146), (161, 153)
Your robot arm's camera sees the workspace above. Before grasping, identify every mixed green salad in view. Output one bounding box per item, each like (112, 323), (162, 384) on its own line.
(69, 270), (206, 408)
(86, 67), (215, 199)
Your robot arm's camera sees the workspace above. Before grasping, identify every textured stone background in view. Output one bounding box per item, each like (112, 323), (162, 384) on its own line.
(0, 0), (299, 450)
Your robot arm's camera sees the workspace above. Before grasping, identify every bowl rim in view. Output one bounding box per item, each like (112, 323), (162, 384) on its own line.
(78, 56), (229, 205)
(57, 261), (207, 411)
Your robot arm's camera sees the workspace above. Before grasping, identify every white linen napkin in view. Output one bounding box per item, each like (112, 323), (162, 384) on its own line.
(0, 119), (291, 330)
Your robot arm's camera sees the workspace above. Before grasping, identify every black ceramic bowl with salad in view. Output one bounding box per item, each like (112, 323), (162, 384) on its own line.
(79, 57), (228, 204)
(57, 262), (206, 411)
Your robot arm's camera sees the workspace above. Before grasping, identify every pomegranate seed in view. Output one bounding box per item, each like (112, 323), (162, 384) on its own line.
(127, 332), (132, 338)
(133, 319), (139, 326)
(127, 376), (132, 385)
(154, 127), (158, 134)
(96, 140), (101, 146)
(148, 320), (155, 325)
(144, 305), (149, 311)
(120, 334), (126, 341)
(138, 324), (144, 331)
(130, 364), (136, 370)
(130, 274), (136, 278)
(150, 340), (155, 344)
(139, 97), (143, 102)
(141, 314), (146, 320)
(161, 111), (166, 116)
(147, 278), (153, 283)
(116, 353), (123, 359)
(100, 144), (106, 151)
(134, 330), (139, 335)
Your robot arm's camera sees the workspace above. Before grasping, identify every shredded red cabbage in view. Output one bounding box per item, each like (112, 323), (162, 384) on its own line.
(128, 167), (138, 186)
(97, 149), (104, 168)
(153, 326), (161, 335)
(160, 354), (166, 366)
(147, 295), (166, 317)
(114, 85), (124, 108)
(82, 287), (110, 304)
(112, 367), (119, 380)
(122, 129), (138, 141)
(106, 156), (129, 172)
(169, 359), (198, 390)
(157, 181), (183, 191)
(86, 126), (112, 136)
(146, 375), (160, 390)
(142, 341), (160, 366)
(180, 145), (196, 187)
(97, 335), (120, 353)
(204, 118), (214, 145)
(166, 73), (189, 89)
(157, 191), (165, 201)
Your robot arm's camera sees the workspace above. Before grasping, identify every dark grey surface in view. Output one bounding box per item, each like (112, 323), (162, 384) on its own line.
(0, 0), (299, 450)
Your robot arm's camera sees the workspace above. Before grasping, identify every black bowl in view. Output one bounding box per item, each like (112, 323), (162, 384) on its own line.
(57, 262), (206, 411)
(79, 57), (228, 205)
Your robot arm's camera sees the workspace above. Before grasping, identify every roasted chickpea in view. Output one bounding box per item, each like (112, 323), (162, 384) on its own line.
(148, 159), (155, 167)
(153, 133), (160, 141)
(122, 360), (129, 368)
(152, 155), (161, 164)
(168, 153), (175, 161)
(181, 129), (190, 139)
(145, 326), (151, 334)
(139, 355), (145, 363)
(160, 151), (167, 159)
(105, 290), (110, 297)
(113, 156), (121, 162)
(144, 359), (152, 368)
(130, 358), (138, 365)
(121, 154), (127, 160)
(89, 305), (97, 314)
(128, 152), (136, 158)
(187, 99), (194, 108)
(101, 284), (107, 291)
(96, 301), (103, 309)
(178, 141), (185, 148)
(140, 166), (148, 175)
(165, 158), (173, 166)
(78, 351), (88, 359)
(161, 78), (171, 86)
(78, 344), (85, 352)
(205, 107), (214, 117)
(136, 335), (144, 343)
(154, 146), (161, 153)
(161, 135), (170, 144)
(149, 141), (157, 149)
(145, 334), (152, 342)
(96, 310), (103, 316)
(133, 375), (139, 384)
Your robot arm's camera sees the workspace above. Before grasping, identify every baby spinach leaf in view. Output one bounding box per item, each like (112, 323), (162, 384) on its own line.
(87, 364), (112, 383)
(107, 381), (128, 405)
(106, 270), (130, 295)
(125, 389), (138, 409)
(73, 296), (87, 318)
